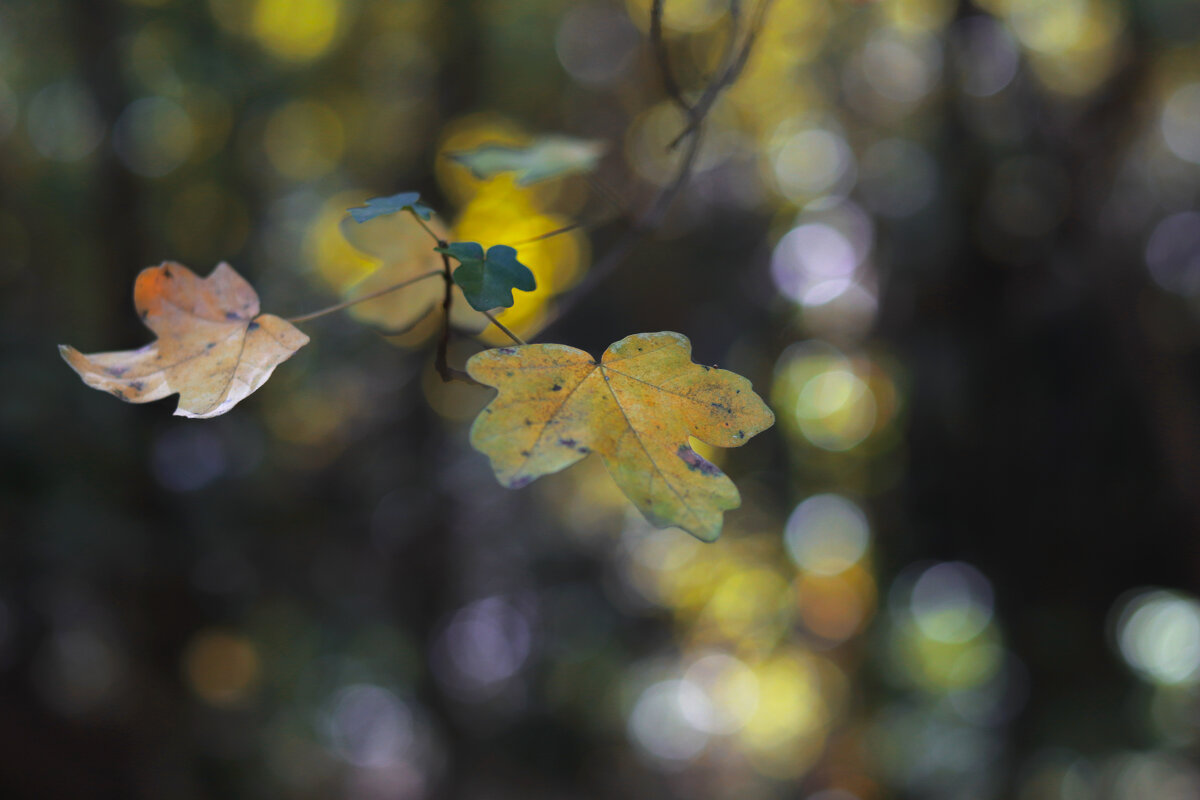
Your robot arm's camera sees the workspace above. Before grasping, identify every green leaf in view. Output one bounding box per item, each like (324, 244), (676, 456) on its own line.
(348, 191), (434, 223)
(445, 136), (607, 186)
(438, 242), (536, 311)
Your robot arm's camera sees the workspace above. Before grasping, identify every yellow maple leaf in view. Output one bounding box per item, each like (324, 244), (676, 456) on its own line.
(466, 332), (775, 541)
(60, 262), (308, 419)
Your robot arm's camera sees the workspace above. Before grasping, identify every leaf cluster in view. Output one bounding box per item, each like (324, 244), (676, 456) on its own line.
(61, 141), (774, 540)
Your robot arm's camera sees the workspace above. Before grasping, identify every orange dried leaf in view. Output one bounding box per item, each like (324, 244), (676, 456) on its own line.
(467, 332), (775, 541)
(60, 262), (309, 419)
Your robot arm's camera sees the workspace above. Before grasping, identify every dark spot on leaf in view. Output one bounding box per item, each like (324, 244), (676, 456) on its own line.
(510, 476), (533, 489)
(551, 384), (562, 391)
(162, 268), (172, 278)
(735, 430), (744, 439)
(130, 380), (144, 391)
(677, 445), (720, 476)
(140, 309), (149, 320)
(559, 438), (576, 448)
(577, 445), (590, 454)
(225, 311), (241, 320)
(109, 389), (125, 399)
(710, 402), (731, 414)
(520, 450), (531, 457)
(106, 366), (128, 377)
(701, 365), (710, 372)
(499, 347), (517, 355)
(206, 342), (215, 350)
(506, 371), (514, 377)
(247, 321), (259, 331)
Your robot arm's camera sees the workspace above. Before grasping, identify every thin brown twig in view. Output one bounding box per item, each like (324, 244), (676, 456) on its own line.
(533, 0), (767, 340)
(510, 222), (587, 247)
(650, 0), (692, 115)
(668, 0), (772, 150)
(410, 212), (444, 245)
(483, 311), (526, 345)
(585, 174), (630, 218)
(534, 126), (705, 340)
(286, 270), (443, 323)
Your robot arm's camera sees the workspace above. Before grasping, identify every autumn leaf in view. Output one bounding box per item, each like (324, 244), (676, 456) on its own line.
(348, 191), (434, 222)
(59, 262), (309, 419)
(445, 136), (607, 186)
(339, 211), (488, 336)
(437, 242), (536, 311)
(466, 332), (775, 541)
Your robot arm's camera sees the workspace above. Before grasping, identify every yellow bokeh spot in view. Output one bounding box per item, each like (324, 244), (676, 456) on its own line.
(893, 618), (1004, 691)
(879, 0), (957, 33)
(452, 182), (587, 343)
(625, 0), (731, 34)
(773, 343), (899, 453)
(706, 568), (792, 644)
(182, 629), (260, 707)
(738, 648), (830, 777)
(263, 99), (344, 180)
(726, 2), (828, 137)
(251, 0), (342, 61)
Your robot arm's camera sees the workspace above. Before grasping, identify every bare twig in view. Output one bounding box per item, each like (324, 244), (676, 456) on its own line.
(483, 311), (526, 345)
(668, 0), (772, 150)
(510, 222), (588, 247)
(434, 251), (478, 384)
(287, 270), (443, 324)
(533, 1), (767, 340)
(650, 0), (692, 115)
(586, 174), (630, 217)
(534, 127), (705, 339)
(374, 303), (437, 337)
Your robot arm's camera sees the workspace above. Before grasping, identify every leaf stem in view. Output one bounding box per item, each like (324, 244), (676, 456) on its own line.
(483, 311), (525, 345)
(510, 222), (586, 247)
(410, 210), (445, 245)
(287, 270), (443, 323)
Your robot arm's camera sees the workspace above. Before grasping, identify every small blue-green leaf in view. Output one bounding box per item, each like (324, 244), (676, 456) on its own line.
(437, 242), (536, 311)
(437, 241), (484, 263)
(348, 191), (435, 223)
(445, 136), (607, 186)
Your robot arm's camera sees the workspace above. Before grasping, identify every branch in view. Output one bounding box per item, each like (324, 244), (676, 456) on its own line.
(533, 0), (770, 340)
(431, 250), (484, 385)
(650, 0), (691, 115)
(669, 0), (771, 150)
(287, 270), (443, 323)
(534, 127), (705, 339)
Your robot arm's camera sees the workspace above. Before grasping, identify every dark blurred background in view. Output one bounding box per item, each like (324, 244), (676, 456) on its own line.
(3, 0), (1200, 797)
